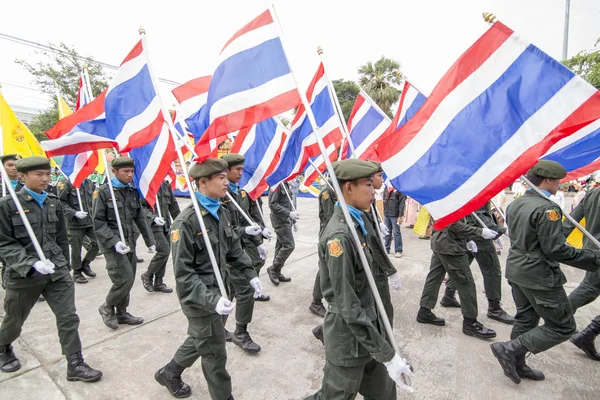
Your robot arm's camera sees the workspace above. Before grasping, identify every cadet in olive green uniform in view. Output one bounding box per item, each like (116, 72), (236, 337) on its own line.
(1, 154), (23, 287)
(491, 160), (600, 384)
(220, 153), (265, 353)
(267, 181), (298, 285)
(443, 202), (513, 324)
(93, 158), (156, 330)
(417, 217), (498, 340)
(58, 177), (99, 284)
(155, 158), (257, 400)
(140, 180), (180, 294)
(563, 186), (600, 360)
(0, 157), (102, 382)
(308, 159), (412, 399)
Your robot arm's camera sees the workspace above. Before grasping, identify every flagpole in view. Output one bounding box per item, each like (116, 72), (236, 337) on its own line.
(490, 199), (507, 224)
(140, 28), (227, 299)
(100, 149), (126, 243)
(155, 195), (163, 219)
(371, 204), (387, 246)
(307, 158), (334, 192)
(318, 46), (356, 158)
(0, 125), (6, 197)
(279, 181), (297, 213)
(521, 175), (600, 248)
(269, 4), (408, 370)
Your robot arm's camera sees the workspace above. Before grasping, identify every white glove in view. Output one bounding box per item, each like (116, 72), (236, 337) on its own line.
(250, 277), (263, 297)
(384, 354), (414, 393)
(466, 240), (478, 253)
(115, 241), (131, 255)
(293, 224), (298, 233)
(379, 222), (390, 237)
(289, 211), (299, 221)
(388, 272), (402, 291)
(245, 225), (262, 236)
(33, 259), (55, 275)
(215, 297), (235, 315)
(495, 236), (504, 252)
(481, 228), (497, 240)
(148, 245), (156, 253)
(261, 227), (272, 241)
(74, 211), (88, 219)
(257, 244), (268, 260)
(154, 217), (166, 226)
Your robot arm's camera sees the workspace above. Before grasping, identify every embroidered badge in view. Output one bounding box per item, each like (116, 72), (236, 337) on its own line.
(93, 191), (99, 200)
(171, 229), (180, 243)
(241, 191), (247, 198)
(546, 209), (561, 222)
(327, 238), (343, 257)
(322, 192), (329, 200)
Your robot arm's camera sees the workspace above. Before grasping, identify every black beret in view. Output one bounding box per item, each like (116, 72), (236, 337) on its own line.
(111, 157), (135, 169)
(221, 153), (245, 168)
(529, 160), (567, 179)
(189, 158), (229, 179)
(15, 156), (51, 173)
(369, 161), (383, 173)
(334, 159), (379, 181)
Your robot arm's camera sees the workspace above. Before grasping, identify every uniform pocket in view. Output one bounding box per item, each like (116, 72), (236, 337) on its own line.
(46, 211), (59, 233)
(12, 214), (37, 239)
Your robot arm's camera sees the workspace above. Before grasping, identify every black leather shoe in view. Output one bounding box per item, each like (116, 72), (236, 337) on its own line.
(570, 325), (600, 361)
(137, 257), (144, 263)
(254, 294), (270, 302)
(141, 272), (154, 292)
(225, 329), (233, 342)
(462, 320), (496, 340)
(98, 303), (118, 330)
(277, 273), (291, 283)
(488, 308), (515, 325)
(440, 296), (461, 308)
(309, 302), (326, 318)
(73, 271), (88, 284)
(155, 360), (191, 398)
(266, 266), (280, 286)
(154, 282), (173, 293)
(81, 261), (97, 278)
(116, 310), (144, 325)
(38, 295), (45, 302)
(66, 351), (102, 382)
(312, 325), (324, 344)
(0, 344), (21, 373)
(516, 355), (545, 381)
(232, 331), (261, 354)
(490, 338), (527, 384)
(416, 308), (445, 326)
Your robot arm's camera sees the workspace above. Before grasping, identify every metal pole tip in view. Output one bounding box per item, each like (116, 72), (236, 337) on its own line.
(482, 12), (497, 23)
(317, 46), (323, 55)
(138, 26), (146, 35)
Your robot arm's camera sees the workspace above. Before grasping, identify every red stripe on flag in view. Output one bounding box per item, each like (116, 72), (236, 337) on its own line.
(121, 40), (143, 65)
(45, 141), (117, 158)
(291, 64), (325, 126)
(45, 91), (106, 139)
(304, 148), (338, 187)
(221, 10), (273, 54)
(230, 125), (253, 153)
(73, 152), (99, 188)
(346, 94), (365, 132)
(145, 135), (177, 209)
(172, 76), (211, 103)
(563, 160), (600, 182)
(247, 131), (288, 200)
(118, 113), (165, 153)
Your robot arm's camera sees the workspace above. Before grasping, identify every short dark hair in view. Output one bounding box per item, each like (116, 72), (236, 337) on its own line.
(2, 155), (18, 164)
(525, 171), (545, 186)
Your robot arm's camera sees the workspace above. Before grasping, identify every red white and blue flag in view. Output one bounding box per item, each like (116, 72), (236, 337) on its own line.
(172, 75), (211, 119)
(375, 21), (600, 229)
(75, 75), (92, 111)
(195, 9), (301, 149)
(303, 142), (339, 187)
(266, 63), (342, 186)
(391, 80), (427, 132)
(230, 118), (288, 200)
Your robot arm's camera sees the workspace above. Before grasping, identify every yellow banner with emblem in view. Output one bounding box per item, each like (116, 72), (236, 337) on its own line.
(0, 93), (46, 158)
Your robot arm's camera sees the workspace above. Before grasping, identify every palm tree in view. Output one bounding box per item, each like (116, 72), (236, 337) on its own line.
(358, 57), (403, 117)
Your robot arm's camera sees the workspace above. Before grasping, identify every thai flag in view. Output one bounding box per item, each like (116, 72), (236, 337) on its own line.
(195, 9), (301, 148)
(542, 119), (600, 181)
(172, 75), (211, 118)
(230, 118), (288, 200)
(303, 142), (338, 187)
(266, 63), (342, 186)
(391, 80), (427, 132)
(172, 110), (194, 149)
(375, 21), (600, 229)
(75, 75), (92, 111)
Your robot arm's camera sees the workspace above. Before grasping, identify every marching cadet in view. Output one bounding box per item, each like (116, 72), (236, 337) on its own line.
(308, 159), (412, 399)
(58, 177), (99, 284)
(220, 153), (265, 353)
(93, 157), (156, 330)
(0, 156), (102, 381)
(1, 154), (24, 192)
(154, 158), (258, 400)
(417, 212), (499, 339)
(442, 203), (514, 324)
(565, 185), (600, 360)
(140, 180), (180, 294)
(267, 180), (298, 285)
(491, 160), (600, 384)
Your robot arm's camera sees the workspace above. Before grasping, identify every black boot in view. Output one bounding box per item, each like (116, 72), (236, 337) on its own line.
(277, 271), (291, 283)
(490, 338), (527, 384)
(570, 321), (600, 361)
(116, 309), (144, 325)
(225, 329), (233, 342)
(73, 271), (88, 284)
(155, 359), (192, 398)
(141, 272), (154, 292)
(416, 307), (446, 326)
(309, 301), (326, 318)
(66, 351), (103, 382)
(81, 260), (97, 278)
(98, 303), (118, 330)
(266, 266), (280, 286)
(254, 294), (270, 302)
(462, 318), (496, 340)
(0, 344), (21, 373)
(515, 354), (545, 381)
(232, 324), (261, 354)
(312, 325), (324, 344)
(440, 289), (460, 308)
(487, 300), (515, 325)
(154, 278), (173, 293)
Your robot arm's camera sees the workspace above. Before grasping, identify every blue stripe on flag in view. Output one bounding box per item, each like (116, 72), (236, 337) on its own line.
(240, 119), (278, 188)
(351, 107), (386, 149)
(543, 126), (600, 172)
(130, 133), (160, 198)
(311, 87), (335, 127)
(397, 93), (427, 130)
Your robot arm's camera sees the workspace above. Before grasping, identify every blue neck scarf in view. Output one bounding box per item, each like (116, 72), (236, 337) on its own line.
(25, 187), (48, 209)
(528, 188), (551, 197)
(336, 202), (367, 236)
(111, 177), (132, 189)
(195, 192), (220, 220)
(228, 182), (239, 195)
(10, 180), (19, 190)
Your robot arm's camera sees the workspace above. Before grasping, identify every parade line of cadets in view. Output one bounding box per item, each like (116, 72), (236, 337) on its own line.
(1, 155), (599, 399)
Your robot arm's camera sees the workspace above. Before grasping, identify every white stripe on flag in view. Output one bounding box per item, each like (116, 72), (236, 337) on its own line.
(244, 129), (285, 193)
(219, 23), (279, 61)
(138, 123), (170, 195)
(115, 97), (162, 148)
(543, 118), (600, 155)
(106, 52), (148, 96)
(354, 119), (389, 157)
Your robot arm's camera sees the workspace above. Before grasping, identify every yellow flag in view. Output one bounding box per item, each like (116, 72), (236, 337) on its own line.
(566, 217), (585, 249)
(0, 93), (46, 157)
(413, 207), (432, 237)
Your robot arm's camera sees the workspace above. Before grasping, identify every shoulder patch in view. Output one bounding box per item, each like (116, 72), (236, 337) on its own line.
(241, 190), (247, 198)
(171, 229), (180, 243)
(546, 208), (561, 222)
(93, 191), (99, 200)
(58, 182), (65, 190)
(322, 192), (329, 200)
(327, 238), (344, 257)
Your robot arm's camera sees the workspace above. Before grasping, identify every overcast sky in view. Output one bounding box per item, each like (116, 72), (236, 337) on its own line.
(1, 0), (599, 113)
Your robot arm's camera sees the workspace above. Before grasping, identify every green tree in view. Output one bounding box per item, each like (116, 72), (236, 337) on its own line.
(332, 79), (360, 122)
(358, 56), (402, 117)
(563, 38), (600, 89)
